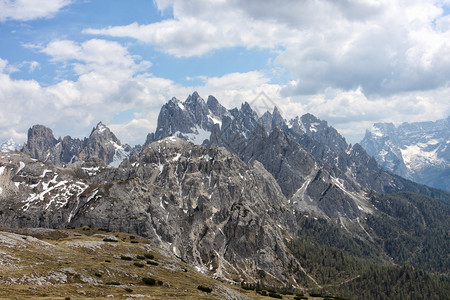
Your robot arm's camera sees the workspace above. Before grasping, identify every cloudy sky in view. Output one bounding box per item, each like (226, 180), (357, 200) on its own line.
(1, 0), (450, 146)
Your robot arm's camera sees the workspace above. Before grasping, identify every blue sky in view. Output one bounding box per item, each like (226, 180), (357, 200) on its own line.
(1, 0), (450, 146)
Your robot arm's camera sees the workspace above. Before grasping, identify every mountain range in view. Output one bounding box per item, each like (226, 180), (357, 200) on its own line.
(21, 121), (136, 168)
(0, 92), (449, 298)
(0, 138), (20, 152)
(361, 117), (449, 191)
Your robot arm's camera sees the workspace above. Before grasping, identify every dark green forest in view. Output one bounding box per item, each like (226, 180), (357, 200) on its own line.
(285, 192), (450, 299)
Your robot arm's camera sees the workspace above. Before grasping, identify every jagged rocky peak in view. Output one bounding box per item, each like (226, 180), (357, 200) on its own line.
(206, 95), (227, 118)
(272, 106), (285, 127)
(258, 106), (286, 133)
(79, 121), (123, 166)
(152, 92), (227, 146)
(299, 113), (348, 153)
(22, 124), (58, 162)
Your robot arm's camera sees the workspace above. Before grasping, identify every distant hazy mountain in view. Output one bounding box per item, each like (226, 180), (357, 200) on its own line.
(361, 117), (449, 191)
(0, 138), (20, 152)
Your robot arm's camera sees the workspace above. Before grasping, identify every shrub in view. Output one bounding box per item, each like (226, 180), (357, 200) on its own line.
(105, 260), (111, 263)
(197, 285), (212, 293)
(134, 262), (144, 268)
(269, 292), (283, 299)
(136, 255), (145, 260)
(310, 293), (322, 297)
(142, 277), (156, 285)
(147, 260), (158, 266)
(106, 282), (120, 286)
(103, 238), (118, 242)
(120, 255), (133, 261)
(144, 253), (154, 259)
(130, 235), (135, 239)
(131, 240), (139, 244)
(257, 290), (268, 296)
(94, 272), (102, 277)
(124, 288), (133, 293)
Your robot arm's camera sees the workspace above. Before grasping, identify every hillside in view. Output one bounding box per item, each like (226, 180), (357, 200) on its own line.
(0, 226), (349, 300)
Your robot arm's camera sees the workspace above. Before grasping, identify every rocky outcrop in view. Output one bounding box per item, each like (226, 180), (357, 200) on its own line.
(148, 92), (227, 146)
(22, 125), (59, 162)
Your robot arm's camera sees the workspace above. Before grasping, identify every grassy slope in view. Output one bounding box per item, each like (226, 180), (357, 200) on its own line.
(0, 227), (332, 300)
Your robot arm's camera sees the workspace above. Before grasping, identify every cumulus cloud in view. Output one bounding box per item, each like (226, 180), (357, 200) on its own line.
(0, 44), (286, 146)
(0, 0), (71, 22)
(85, 0), (450, 98)
(0, 40), (159, 145)
(3, 1), (450, 146)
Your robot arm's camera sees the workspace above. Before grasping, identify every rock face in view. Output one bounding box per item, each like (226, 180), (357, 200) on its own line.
(152, 92), (447, 219)
(146, 92), (229, 146)
(22, 125), (59, 161)
(361, 117), (450, 191)
(0, 141), (304, 285)
(22, 122), (134, 168)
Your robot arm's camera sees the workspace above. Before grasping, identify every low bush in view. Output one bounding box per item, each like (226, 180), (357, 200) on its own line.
(257, 290), (268, 296)
(142, 277), (156, 285)
(106, 282), (120, 286)
(197, 285), (212, 293)
(147, 260), (158, 266)
(103, 238), (118, 242)
(134, 262), (144, 268)
(144, 253), (154, 259)
(269, 292), (283, 298)
(136, 255), (145, 260)
(120, 255), (133, 261)
(124, 288), (133, 293)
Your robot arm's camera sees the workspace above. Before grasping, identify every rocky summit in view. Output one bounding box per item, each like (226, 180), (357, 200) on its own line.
(1, 93), (449, 298)
(22, 121), (135, 168)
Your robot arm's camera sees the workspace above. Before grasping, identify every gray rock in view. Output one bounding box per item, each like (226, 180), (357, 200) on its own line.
(21, 122), (134, 168)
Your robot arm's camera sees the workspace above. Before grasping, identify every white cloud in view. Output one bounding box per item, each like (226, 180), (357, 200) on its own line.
(3, 0), (450, 147)
(85, 0), (450, 98)
(0, 40), (160, 146)
(27, 61), (40, 72)
(0, 0), (71, 22)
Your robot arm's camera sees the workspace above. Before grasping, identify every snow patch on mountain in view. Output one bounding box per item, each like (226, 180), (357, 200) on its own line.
(108, 140), (131, 168)
(400, 144), (443, 170)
